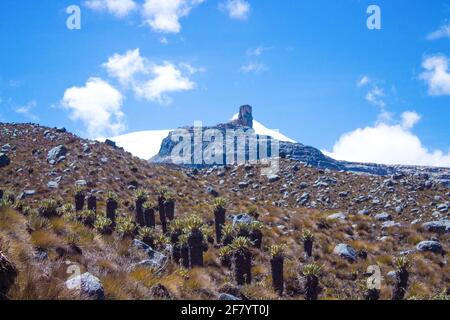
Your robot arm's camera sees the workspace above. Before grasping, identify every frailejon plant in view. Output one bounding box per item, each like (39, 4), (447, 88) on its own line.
(218, 245), (233, 269)
(134, 189), (148, 227)
(143, 201), (156, 228)
(59, 203), (74, 216)
(201, 225), (214, 245)
(249, 221), (264, 249)
(269, 245), (286, 296)
(301, 230), (315, 258)
(163, 191), (176, 222)
(38, 199), (59, 218)
(154, 234), (170, 252)
(80, 210), (96, 227)
(392, 256), (411, 300)
(185, 215), (206, 268)
(157, 187), (169, 234)
(138, 227), (156, 248)
(106, 192), (118, 228)
(222, 223), (235, 246)
(3, 190), (15, 205)
(94, 215), (113, 235)
(302, 264), (321, 301)
(87, 193), (97, 212)
(213, 198), (227, 244)
(178, 234), (190, 269)
(74, 186), (85, 212)
(230, 237), (252, 286)
(236, 222), (251, 238)
(169, 218), (185, 264)
(116, 216), (136, 239)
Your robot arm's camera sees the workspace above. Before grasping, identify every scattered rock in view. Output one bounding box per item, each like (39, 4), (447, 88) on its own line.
(47, 145), (68, 164)
(327, 212), (347, 221)
(206, 186), (219, 198)
(218, 293), (241, 300)
(82, 144), (91, 154)
(131, 239), (168, 270)
(381, 221), (401, 229)
(333, 244), (357, 262)
(421, 220), (450, 234)
(47, 181), (59, 189)
(238, 181), (249, 189)
(267, 175), (280, 183)
(416, 241), (444, 254)
(65, 272), (104, 300)
(75, 180), (87, 187)
(0, 153), (10, 168)
(297, 192), (310, 206)
(1, 144), (11, 153)
(230, 214), (253, 226)
(375, 212), (392, 222)
(299, 182), (309, 189)
(104, 139), (117, 148)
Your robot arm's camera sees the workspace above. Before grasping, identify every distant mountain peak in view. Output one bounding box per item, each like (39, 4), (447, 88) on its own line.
(231, 105), (254, 128)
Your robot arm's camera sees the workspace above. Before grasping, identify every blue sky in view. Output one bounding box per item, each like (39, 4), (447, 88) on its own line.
(1, 0), (450, 166)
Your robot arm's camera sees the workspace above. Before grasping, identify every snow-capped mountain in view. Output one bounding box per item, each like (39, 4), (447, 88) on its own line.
(107, 129), (173, 160)
(108, 109), (296, 160)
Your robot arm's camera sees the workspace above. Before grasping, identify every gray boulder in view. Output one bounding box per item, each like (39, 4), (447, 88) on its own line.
(381, 221), (401, 229)
(230, 214), (253, 226)
(267, 175), (280, 183)
(297, 192), (310, 205)
(47, 145), (68, 164)
(375, 212), (392, 222)
(65, 272), (104, 300)
(1, 144), (11, 153)
(421, 220), (450, 234)
(206, 186), (219, 197)
(218, 293), (241, 300)
(416, 241), (443, 253)
(0, 153), (10, 168)
(131, 239), (168, 270)
(105, 139), (117, 148)
(333, 244), (357, 262)
(47, 181), (59, 189)
(327, 212), (347, 221)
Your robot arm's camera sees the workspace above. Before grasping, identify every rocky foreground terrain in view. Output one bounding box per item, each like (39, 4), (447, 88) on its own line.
(0, 122), (449, 300)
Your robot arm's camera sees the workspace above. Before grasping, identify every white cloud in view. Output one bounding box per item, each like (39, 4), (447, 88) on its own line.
(142, 0), (205, 33)
(134, 62), (196, 104)
(62, 77), (125, 138)
(426, 23), (450, 40)
(103, 49), (198, 105)
(400, 111), (421, 129)
(365, 85), (385, 108)
(15, 100), (38, 120)
(357, 75), (371, 87)
(85, 0), (137, 17)
(219, 0), (250, 20)
(247, 46), (265, 57)
(420, 54), (450, 96)
(240, 62), (266, 73)
(325, 111), (450, 167)
(103, 48), (147, 84)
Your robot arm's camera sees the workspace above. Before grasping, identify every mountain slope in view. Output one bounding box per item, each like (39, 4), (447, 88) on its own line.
(0, 122), (449, 300)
